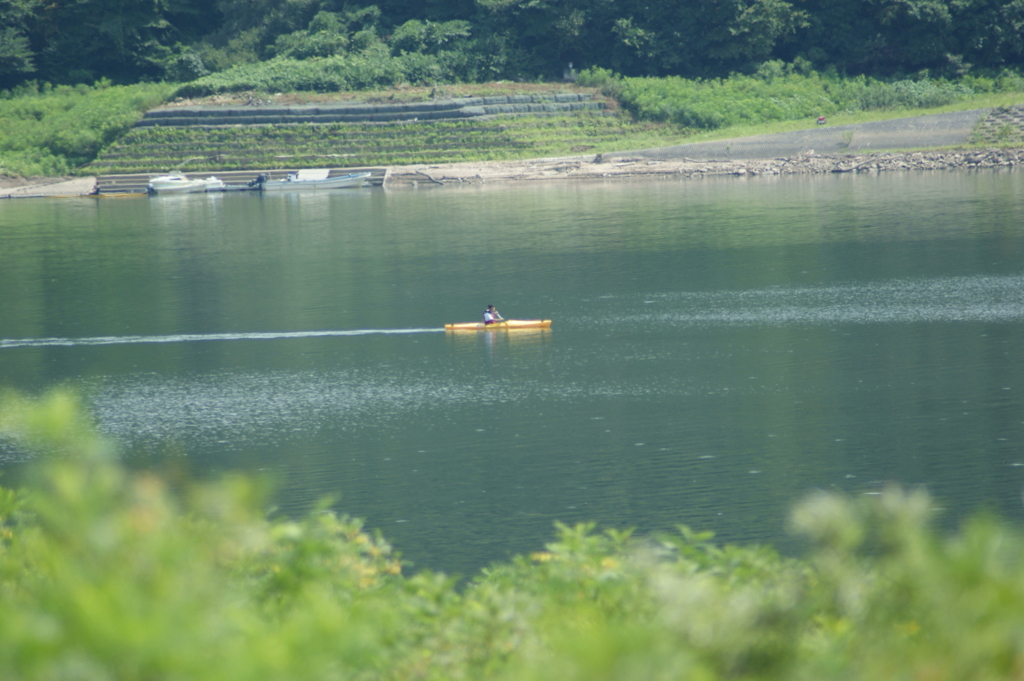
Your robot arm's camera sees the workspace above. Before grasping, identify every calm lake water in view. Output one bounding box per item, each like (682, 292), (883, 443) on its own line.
(2, 171), (1023, 575)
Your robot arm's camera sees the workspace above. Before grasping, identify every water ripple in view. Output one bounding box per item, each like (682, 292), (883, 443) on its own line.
(83, 369), (525, 451)
(619, 275), (1024, 326)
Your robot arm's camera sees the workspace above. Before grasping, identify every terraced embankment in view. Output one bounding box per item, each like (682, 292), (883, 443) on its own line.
(972, 105), (1024, 145)
(86, 93), (619, 184)
(134, 93), (606, 127)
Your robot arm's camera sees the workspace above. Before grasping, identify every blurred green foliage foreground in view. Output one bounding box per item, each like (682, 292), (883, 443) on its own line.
(3, 389), (1024, 680)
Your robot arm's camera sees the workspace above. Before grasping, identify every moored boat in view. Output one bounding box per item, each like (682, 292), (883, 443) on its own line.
(255, 169), (371, 191)
(444, 319), (552, 331)
(148, 172), (225, 194)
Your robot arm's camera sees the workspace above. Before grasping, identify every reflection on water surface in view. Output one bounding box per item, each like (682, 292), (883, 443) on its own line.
(1, 172), (1023, 574)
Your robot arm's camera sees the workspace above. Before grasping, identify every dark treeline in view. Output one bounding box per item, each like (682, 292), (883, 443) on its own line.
(2, 0), (1023, 90)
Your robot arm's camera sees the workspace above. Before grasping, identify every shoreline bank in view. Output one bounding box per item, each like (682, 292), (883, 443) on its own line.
(5, 102), (1024, 196)
(384, 148), (1023, 187)
(2, 147), (1022, 198)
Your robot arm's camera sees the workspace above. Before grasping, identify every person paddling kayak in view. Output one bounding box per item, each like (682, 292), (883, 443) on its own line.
(483, 305), (504, 325)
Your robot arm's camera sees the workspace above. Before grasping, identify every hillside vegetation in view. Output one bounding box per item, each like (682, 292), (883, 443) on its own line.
(4, 68), (1024, 179)
(0, 81), (174, 177)
(3, 0), (1024, 90)
(5, 389), (1024, 680)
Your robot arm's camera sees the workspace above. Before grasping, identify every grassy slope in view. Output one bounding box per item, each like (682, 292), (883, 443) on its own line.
(0, 82), (175, 178)
(89, 85), (1024, 175)
(5, 81), (1024, 179)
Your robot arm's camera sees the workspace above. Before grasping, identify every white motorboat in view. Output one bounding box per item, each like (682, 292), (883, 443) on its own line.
(255, 169), (371, 191)
(148, 172), (225, 194)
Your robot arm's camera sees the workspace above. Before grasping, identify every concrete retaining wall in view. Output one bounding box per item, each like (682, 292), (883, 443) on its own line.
(137, 94), (605, 128)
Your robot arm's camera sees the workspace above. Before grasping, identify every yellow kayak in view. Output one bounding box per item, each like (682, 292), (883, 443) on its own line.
(444, 319), (552, 331)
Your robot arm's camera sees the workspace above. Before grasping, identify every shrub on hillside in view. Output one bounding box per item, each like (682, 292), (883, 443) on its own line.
(175, 46), (470, 98)
(856, 78), (975, 110)
(616, 71), (845, 128)
(603, 63), (1007, 130)
(5, 388), (1024, 680)
(0, 81), (173, 176)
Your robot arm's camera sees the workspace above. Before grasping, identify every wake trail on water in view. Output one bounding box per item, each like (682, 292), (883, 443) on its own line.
(0, 328), (444, 349)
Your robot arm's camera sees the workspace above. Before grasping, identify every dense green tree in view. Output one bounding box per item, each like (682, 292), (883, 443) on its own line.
(474, 0), (619, 79)
(270, 11), (352, 59)
(212, 0), (324, 52)
(467, 0), (808, 79)
(205, 0), (390, 65)
(0, 0), (40, 88)
(26, 0), (211, 84)
(607, 0), (807, 76)
(389, 18), (472, 55)
(791, 0), (1024, 75)
(367, 0), (479, 24)
(952, 0), (1024, 69)
(2, 0), (1023, 90)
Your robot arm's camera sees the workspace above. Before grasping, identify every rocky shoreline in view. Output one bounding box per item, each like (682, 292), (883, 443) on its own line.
(385, 147), (1024, 187)
(2, 148), (1022, 197)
